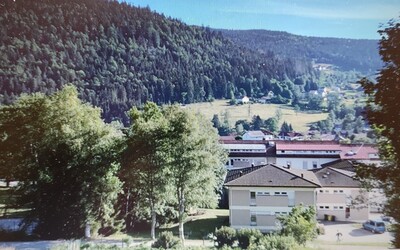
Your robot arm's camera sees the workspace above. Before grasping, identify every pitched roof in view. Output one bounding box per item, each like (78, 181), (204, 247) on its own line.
(225, 164), (320, 188)
(245, 130), (265, 137)
(320, 159), (356, 172)
(314, 167), (360, 187)
(340, 144), (379, 160)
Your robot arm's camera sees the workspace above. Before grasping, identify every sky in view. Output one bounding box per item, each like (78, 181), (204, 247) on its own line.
(125, 0), (400, 39)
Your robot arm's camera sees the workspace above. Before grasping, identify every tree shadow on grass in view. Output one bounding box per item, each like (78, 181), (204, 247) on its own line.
(159, 215), (229, 239)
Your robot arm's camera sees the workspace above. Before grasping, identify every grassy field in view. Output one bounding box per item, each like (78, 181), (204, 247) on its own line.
(185, 100), (327, 133)
(110, 209), (229, 241)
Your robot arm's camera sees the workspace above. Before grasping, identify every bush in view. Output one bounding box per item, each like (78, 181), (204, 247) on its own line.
(236, 228), (263, 249)
(0, 229), (32, 241)
(152, 231), (181, 249)
(256, 235), (297, 250)
(214, 226), (237, 248)
(317, 224), (325, 235)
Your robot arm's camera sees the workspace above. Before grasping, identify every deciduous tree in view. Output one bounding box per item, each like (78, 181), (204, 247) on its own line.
(359, 18), (400, 247)
(0, 86), (123, 239)
(164, 106), (227, 242)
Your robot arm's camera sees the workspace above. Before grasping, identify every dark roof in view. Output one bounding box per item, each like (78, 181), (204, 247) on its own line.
(314, 167), (360, 187)
(225, 165), (265, 183)
(321, 159), (356, 172)
(225, 164), (321, 188)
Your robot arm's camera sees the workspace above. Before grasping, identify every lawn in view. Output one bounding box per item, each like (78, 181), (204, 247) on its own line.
(159, 209), (229, 239)
(109, 209), (229, 241)
(185, 100), (327, 133)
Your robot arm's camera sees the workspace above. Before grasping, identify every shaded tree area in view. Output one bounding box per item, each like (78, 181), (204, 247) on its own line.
(121, 103), (227, 243)
(0, 0), (312, 124)
(0, 86), (124, 239)
(358, 18), (400, 247)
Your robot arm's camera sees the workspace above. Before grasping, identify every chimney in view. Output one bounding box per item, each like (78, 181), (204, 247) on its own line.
(301, 173), (304, 178)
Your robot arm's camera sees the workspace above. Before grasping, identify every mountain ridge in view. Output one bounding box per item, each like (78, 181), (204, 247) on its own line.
(218, 29), (381, 73)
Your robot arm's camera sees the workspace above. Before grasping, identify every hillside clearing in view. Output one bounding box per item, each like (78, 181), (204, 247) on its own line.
(185, 100), (328, 133)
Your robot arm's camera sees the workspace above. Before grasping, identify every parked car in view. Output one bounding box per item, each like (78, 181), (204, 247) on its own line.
(362, 220), (386, 233)
(381, 216), (394, 224)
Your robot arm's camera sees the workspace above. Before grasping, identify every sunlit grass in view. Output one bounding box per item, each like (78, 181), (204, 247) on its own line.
(185, 100), (327, 133)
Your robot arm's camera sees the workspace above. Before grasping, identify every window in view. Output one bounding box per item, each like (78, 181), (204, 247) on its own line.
(333, 206), (338, 209)
(250, 214), (257, 226)
(334, 190), (338, 193)
(339, 206), (344, 209)
(319, 190), (323, 193)
(325, 206), (330, 209)
(281, 150), (285, 153)
(281, 192), (287, 195)
(319, 206), (324, 209)
(339, 190), (344, 193)
(250, 192), (256, 199)
(312, 161), (318, 168)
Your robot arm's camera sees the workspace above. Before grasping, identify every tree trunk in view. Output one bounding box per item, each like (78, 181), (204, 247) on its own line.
(151, 208), (156, 240)
(85, 223), (91, 238)
(178, 189), (185, 244)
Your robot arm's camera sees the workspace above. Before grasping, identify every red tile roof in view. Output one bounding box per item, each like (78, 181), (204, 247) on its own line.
(340, 144), (379, 160)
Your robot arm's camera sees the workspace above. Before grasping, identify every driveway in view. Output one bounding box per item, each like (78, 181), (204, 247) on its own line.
(315, 219), (395, 250)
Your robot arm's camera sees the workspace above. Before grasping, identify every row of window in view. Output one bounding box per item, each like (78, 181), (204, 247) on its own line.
(230, 149), (265, 152)
(250, 212), (288, 225)
(319, 205), (344, 210)
(280, 150), (338, 154)
(318, 189), (344, 193)
(251, 191), (288, 198)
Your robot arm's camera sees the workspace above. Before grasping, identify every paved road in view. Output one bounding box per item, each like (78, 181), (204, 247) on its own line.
(315, 219), (395, 250)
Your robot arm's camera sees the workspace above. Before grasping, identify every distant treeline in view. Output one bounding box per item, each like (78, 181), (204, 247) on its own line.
(219, 29), (382, 73)
(0, 0), (316, 123)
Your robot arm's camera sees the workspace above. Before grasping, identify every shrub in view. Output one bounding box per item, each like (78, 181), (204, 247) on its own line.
(152, 231), (181, 249)
(214, 226), (237, 248)
(256, 235), (297, 250)
(0, 229), (32, 241)
(317, 223), (325, 235)
(236, 228), (263, 249)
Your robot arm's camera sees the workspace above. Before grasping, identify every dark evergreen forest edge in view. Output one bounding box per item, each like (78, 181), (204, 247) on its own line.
(218, 29), (381, 74)
(0, 0), (378, 124)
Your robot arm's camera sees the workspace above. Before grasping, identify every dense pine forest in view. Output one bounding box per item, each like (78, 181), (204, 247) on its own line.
(219, 29), (381, 73)
(0, 0), (316, 123)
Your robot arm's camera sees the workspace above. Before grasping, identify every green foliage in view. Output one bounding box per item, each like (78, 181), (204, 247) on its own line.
(0, 86), (124, 239)
(121, 102), (171, 239)
(277, 205), (317, 245)
(214, 226), (237, 248)
(255, 234), (298, 250)
(0, 0), (307, 124)
(359, 18), (400, 248)
(152, 231), (181, 249)
(165, 106), (227, 240)
(220, 29), (380, 73)
(236, 228), (263, 249)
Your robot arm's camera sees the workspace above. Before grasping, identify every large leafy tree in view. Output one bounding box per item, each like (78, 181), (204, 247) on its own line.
(0, 86), (123, 239)
(277, 205), (317, 246)
(164, 106), (227, 242)
(359, 18), (400, 247)
(121, 102), (170, 240)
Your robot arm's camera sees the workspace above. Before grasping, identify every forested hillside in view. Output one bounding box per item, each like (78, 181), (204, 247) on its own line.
(219, 29), (381, 73)
(0, 0), (315, 123)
